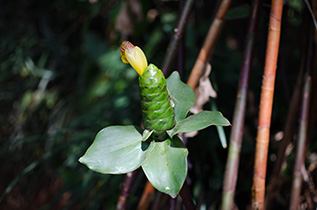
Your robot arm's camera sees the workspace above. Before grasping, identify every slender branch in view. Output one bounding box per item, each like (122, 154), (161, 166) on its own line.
(116, 170), (138, 210)
(161, 0), (195, 76)
(289, 22), (314, 210)
(187, 0), (232, 90)
(220, 1), (262, 209)
(251, 0), (284, 209)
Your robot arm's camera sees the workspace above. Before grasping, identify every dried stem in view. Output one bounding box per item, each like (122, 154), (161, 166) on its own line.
(251, 0), (284, 209)
(161, 0), (195, 76)
(116, 171), (138, 210)
(187, 0), (232, 90)
(220, 0), (262, 209)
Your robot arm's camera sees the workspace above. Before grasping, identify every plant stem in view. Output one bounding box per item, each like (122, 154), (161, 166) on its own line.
(116, 170), (138, 210)
(289, 74), (312, 210)
(289, 23), (314, 210)
(251, 0), (284, 209)
(187, 0), (232, 90)
(220, 0), (262, 208)
(179, 181), (196, 210)
(161, 0), (195, 76)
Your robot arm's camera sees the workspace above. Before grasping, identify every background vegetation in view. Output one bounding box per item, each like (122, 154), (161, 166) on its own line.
(0, 0), (315, 209)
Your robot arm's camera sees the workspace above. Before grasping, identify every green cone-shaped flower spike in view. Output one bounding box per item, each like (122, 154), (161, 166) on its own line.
(139, 64), (176, 140)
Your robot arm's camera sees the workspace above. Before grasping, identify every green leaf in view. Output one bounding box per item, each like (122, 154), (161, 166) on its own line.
(142, 129), (153, 141)
(79, 125), (153, 174)
(166, 72), (195, 122)
(167, 111), (231, 137)
(141, 136), (188, 198)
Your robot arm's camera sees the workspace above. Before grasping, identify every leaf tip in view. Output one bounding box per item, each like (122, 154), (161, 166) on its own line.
(78, 156), (85, 164)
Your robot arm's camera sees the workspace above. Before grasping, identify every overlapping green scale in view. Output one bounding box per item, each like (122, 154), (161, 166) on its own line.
(139, 64), (176, 140)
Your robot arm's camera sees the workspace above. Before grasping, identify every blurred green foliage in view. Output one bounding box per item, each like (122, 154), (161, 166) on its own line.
(0, 0), (315, 209)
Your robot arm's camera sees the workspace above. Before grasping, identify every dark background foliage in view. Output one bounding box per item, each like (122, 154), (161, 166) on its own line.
(0, 0), (315, 209)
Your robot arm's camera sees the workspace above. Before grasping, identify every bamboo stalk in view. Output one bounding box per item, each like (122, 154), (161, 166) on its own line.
(161, 0), (195, 76)
(264, 27), (307, 210)
(289, 23), (314, 210)
(137, 181), (155, 210)
(187, 0), (232, 90)
(179, 182), (196, 210)
(289, 74), (312, 210)
(220, 0), (262, 209)
(251, 0), (284, 209)
(264, 57), (303, 210)
(116, 171), (138, 210)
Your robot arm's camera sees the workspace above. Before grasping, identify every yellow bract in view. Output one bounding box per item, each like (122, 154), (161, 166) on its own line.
(120, 41), (148, 76)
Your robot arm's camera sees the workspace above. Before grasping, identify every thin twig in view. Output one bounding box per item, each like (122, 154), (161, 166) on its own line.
(220, 0), (262, 209)
(251, 0), (284, 209)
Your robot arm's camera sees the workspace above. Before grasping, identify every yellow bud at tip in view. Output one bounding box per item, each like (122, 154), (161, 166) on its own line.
(120, 41), (148, 75)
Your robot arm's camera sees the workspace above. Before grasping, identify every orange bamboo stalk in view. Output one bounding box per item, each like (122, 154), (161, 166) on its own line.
(264, 20), (309, 209)
(137, 181), (155, 210)
(187, 0), (232, 90)
(251, 0), (284, 209)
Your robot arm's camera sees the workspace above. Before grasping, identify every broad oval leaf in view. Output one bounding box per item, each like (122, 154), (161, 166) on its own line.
(79, 125), (153, 174)
(166, 71), (195, 122)
(141, 136), (188, 198)
(167, 111), (231, 137)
